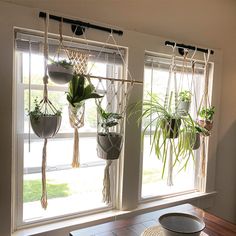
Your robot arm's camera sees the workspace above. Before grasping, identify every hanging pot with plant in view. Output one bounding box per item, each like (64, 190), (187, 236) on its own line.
(66, 73), (103, 167)
(29, 98), (62, 139)
(131, 93), (196, 179)
(48, 59), (73, 84)
(160, 117), (181, 139)
(97, 106), (123, 160)
(198, 106), (215, 132)
(177, 90), (192, 116)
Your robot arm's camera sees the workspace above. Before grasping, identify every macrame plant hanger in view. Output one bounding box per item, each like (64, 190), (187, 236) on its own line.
(86, 31), (134, 204)
(198, 50), (211, 191)
(40, 13), (62, 209)
(66, 25), (89, 168)
(47, 19), (74, 85)
(54, 19), (71, 63)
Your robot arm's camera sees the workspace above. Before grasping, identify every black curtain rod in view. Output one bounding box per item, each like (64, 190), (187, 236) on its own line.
(165, 41), (214, 55)
(39, 12), (123, 36)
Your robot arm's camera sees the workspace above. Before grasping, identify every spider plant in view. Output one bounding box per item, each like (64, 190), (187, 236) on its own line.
(131, 92), (196, 177)
(177, 120), (209, 172)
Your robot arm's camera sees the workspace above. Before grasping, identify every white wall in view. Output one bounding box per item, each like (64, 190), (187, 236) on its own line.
(0, 1), (235, 236)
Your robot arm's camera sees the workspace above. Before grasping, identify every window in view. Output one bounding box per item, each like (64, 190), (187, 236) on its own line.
(141, 53), (211, 199)
(14, 32), (124, 226)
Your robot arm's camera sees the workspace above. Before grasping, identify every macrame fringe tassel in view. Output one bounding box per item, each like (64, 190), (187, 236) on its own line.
(102, 160), (112, 204)
(72, 128), (80, 168)
(199, 136), (206, 191)
(167, 141), (173, 186)
(41, 138), (48, 210)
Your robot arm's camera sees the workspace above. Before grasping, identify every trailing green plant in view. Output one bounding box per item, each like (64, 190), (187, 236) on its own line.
(49, 58), (73, 69)
(66, 74), (103, 107)
(194, 123), (210, 136)
(199, 106), (215, 121)
(179, 90), (192, 102)
(177, 121), (209, 170)
(130, 92), (196, 177)
(98, 106), (122, 134)
(28, 98), (61, 121)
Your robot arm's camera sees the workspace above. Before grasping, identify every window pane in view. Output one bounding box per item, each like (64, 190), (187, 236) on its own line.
(142, 135), (196, 197)
(23, 166), (107, 221)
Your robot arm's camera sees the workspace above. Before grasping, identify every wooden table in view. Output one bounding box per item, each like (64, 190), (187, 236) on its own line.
(70, 204), (236, 236)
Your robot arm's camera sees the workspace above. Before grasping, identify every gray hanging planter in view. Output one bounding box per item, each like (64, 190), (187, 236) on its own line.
(48, 62), (73, 84)
(184, 131), (200, 150)
(177, 101), (191, 116)
(192, 132), (200, 150)
(30, 115), (62, 139)
(97, 106), (123, 160)
(29, 98), (62, 139)
(97, 132), (123, 160)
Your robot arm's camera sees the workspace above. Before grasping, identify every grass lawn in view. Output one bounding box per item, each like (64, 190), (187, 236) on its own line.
(23, 179), (70, 202)
(23, 168), (161, 203)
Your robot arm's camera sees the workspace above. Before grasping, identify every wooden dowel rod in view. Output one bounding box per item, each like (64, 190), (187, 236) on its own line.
(86, 75), (143, 85)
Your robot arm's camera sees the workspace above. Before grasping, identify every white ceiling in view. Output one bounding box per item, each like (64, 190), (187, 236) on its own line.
(1, 0), (236, 48)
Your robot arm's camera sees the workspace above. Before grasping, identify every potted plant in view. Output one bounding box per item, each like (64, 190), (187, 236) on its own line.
(48, 59), (73, 84)
(178, 121), (209, 158)
(133, 93), (197, 177)
(67, 73), (103, 122)
(97, 106), (123, 160)
(137, 94), (182, 177)
(177, 90), (192, 116)
(198, 106), (215, 131)
(66, 73), (103, 167)
(29, 98), (62, 138)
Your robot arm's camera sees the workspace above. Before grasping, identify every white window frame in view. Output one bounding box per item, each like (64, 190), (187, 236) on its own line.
(138, 51), (214, 203)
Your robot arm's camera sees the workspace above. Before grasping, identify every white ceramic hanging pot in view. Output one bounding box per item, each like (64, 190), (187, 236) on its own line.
(30, 115), (62, 138)
(177, 101), (191, 116)
(48, 64), (73, 84)
(97, 132), (123, 160)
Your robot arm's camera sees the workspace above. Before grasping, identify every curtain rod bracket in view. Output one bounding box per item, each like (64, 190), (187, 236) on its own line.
(71, 25), (86, 36)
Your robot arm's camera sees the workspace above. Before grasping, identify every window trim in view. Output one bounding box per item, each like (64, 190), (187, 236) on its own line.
(138, 51), (214, 202)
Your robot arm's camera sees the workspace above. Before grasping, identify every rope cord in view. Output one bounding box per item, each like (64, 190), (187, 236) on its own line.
(164, 43), (176, 110)
(150, 59), (154, 145)
(68, 104), (85, 168)
(167, 141), (173, 186)
(197, 50), (211, 115)
(28, 40), (32, 152)
(41, 138), (48, 209)
(102, 160), (112, 204)
(53, 18), (70, 63)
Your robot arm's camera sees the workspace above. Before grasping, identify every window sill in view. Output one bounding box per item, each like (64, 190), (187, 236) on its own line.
(12, 191), (216, 236)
